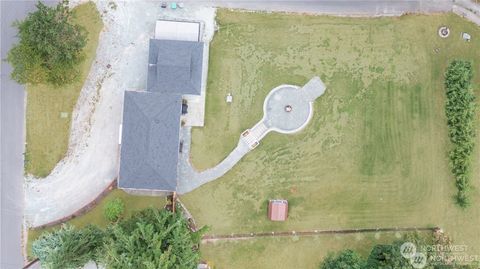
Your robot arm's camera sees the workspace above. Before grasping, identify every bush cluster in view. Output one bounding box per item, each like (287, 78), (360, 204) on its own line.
(319, 234), (479, 269)
(444, 60), (476, 208)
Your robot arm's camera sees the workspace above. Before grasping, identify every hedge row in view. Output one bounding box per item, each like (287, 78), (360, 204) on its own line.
(444, 60), (476, 208)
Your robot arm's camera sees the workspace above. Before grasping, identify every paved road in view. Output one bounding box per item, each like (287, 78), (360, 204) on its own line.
(457, 0), (480, 14)
(1, 1), (37, 268)
(454, 0), (480, 26)
(208, 0), (453, 15)
(1, 1), (57, 267)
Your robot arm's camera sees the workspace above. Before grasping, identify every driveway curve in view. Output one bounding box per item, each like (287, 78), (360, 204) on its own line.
(24, 2), (216, 228)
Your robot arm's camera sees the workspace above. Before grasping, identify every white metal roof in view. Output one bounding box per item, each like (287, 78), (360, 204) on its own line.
(155, 20), (200, 42)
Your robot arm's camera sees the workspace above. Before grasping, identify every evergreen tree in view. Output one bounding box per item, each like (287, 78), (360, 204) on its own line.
(32, 224), (104, 269)
(102, 207), (206, 269)
(7, 0), (87, 85)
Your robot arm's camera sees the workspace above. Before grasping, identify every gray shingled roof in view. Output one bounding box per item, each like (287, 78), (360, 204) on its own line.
(118, 91), (182, 191)
(147, 39), (204, 95)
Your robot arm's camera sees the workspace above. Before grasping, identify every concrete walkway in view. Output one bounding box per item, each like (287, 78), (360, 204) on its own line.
(177, 77), (326, 194)
(177, 127), (251, 193)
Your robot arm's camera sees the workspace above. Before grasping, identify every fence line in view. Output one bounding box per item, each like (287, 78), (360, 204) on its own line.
(202, 226), (439, 241)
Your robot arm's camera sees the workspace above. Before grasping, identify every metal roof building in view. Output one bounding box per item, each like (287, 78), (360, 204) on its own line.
(118, 27), (204, 192)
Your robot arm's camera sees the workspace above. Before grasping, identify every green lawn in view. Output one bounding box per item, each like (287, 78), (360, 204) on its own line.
(25, 2), (103, 177)
(182, 10), (480, 267)
(201, 231), (427, 269)
(27, 189), (166, 259)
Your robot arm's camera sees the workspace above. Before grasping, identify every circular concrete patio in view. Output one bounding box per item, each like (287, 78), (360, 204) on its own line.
(263, 85), (313, 134)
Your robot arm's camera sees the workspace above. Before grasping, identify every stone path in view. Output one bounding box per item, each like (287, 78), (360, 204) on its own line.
(177, 77), (326, 194)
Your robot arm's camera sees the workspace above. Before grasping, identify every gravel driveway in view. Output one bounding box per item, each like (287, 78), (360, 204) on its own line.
(24, 1), (215, 228)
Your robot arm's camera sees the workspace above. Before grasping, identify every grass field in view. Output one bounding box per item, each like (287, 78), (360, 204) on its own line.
(27, 189), (166, 259)
(201, 231), (428, 269)
(25, 2), (103, 177)
(182, 10), (480, 267)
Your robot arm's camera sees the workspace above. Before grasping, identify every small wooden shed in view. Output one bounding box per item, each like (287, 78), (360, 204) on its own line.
(268, 199), (288, 221)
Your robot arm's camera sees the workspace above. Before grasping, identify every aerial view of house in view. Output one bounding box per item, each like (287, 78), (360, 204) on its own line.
(1, 1), (480, 269)
(118, 21), (205, 193)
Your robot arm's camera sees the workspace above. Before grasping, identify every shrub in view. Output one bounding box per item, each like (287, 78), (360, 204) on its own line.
(32, 224), (104, 269)
(7, 0), (87, 85)
(320, 249), (365, 269)
(455, 190), (471, 208)
(444, 60), (476, 208)
(103, 198), (125, 222)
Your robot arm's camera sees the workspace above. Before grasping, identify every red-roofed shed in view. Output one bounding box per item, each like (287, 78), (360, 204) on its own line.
(268, 199), (288, 221)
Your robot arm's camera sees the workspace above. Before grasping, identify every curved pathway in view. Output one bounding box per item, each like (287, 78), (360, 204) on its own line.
(177, 76), (326, 193)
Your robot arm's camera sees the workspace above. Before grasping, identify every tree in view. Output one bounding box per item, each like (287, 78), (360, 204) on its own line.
(7, 0), (87, 85)
(320, 249), (366, 269)
(32, 208), (206, 269)
(32, 224), (104, 269)
(104, 198), (125, 222)
(102, 207), (206, 269)
(320, 234), (478, 269)
(366, 243), (413, 269)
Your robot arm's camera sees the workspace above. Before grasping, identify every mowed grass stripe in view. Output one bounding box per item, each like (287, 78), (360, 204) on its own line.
(182, 10), (480, 264)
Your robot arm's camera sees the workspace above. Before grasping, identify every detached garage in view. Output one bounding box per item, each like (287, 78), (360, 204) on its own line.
(155, 20), (201, 42)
